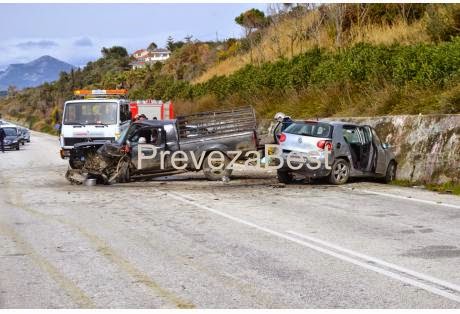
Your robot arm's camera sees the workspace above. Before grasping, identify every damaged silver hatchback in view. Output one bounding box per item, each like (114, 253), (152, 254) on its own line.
(277, 121), (397, 185)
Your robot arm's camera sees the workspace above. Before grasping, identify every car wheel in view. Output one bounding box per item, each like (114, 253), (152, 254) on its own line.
(277, 170), (293, 184)
(384, 161), (397, 184)
(203, 152), (232, 181)
(329, 159), (350, 185)
(16, 144), (20, 150)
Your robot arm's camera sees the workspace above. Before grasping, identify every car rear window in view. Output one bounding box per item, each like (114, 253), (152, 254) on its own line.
(2, 127), (17, 136)
(284, 122), (332, 138)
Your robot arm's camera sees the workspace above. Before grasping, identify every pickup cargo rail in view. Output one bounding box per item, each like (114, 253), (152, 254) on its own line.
(177, 106), (257, 139)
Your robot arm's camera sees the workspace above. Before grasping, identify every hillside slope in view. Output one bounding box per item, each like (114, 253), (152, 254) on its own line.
(194, 7), (431, 83)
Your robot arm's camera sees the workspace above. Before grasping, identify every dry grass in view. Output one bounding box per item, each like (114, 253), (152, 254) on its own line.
(352, 19), (430, 46)
(194, 11), (329, 83)
(193, 10), (429, 84)
(193, 55), (250, 83)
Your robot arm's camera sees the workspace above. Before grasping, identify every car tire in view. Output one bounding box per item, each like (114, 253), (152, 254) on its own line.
(16, 144), (20, 150)
(277, 170), (293, 184)
(203, 152), (232, 181)
(384, 160), (397, 184)
(329, 159), (350, 185)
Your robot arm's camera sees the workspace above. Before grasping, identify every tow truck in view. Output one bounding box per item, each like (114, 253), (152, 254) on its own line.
(59, 89), (131, 168)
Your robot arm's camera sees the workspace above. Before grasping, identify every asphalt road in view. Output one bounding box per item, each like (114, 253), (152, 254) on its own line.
(1, 131), (460, 308)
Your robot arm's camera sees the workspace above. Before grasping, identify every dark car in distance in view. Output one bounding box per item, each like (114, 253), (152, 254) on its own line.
(1, 126), (21, 150)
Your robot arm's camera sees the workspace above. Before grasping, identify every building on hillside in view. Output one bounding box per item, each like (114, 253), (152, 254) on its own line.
(133, 49), (149, 59)
(130, 61), (146, 70)
(130, 48), (171, 69)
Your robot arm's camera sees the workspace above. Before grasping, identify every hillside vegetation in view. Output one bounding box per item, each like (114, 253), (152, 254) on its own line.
(0, 3), (459, 132)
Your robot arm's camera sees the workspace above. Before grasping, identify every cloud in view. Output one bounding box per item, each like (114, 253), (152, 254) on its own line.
(73, 37), (93, 47)
(16, 40), (58, 49)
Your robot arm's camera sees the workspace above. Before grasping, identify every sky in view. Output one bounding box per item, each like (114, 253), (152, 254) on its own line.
(0, 3), (268, 70)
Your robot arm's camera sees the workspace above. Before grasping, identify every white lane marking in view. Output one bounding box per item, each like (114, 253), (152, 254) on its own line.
(287, 230), (460, 293)
(351, 188), (460, 210)
(161, 190), (460, 304)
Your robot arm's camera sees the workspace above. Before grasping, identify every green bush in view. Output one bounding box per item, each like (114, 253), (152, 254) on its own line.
(186, 39), (460, 101)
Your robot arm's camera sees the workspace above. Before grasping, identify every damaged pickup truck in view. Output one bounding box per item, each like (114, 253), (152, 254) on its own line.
(65, 107), (259, 184)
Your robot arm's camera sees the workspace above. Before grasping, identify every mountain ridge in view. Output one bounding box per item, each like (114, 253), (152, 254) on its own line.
(0, 55), (75, 90)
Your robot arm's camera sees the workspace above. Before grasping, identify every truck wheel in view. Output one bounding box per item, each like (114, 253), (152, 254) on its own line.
(329, 159), (350, 185)
(277, 170), (293, 184)
(203, 152), (232, 181)
(383, 161), (397, 184)
(116, 161), (131, 183)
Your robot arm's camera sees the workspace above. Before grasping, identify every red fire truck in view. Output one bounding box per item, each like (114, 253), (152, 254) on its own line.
(129, 100), (175, 120)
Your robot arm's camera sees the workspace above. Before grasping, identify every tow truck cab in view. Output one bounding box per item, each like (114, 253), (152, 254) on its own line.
(60, 90), (131, 160)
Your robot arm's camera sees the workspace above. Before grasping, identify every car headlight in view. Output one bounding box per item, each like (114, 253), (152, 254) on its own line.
(4, 140), (11, 144)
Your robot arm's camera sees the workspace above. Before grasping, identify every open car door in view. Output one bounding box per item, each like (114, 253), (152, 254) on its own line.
(360, 125), (387, 174)
(369, 127), (387, 174)
(358, 126), (375, 172)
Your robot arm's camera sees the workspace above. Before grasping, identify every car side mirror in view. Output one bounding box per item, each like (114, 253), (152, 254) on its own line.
(138, 137), (146, 144)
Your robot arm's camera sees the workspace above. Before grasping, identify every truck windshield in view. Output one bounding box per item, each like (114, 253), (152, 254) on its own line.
(284, 122), (332, 138)
(2, 127), (17, 136)
(63, 102), (118, 125)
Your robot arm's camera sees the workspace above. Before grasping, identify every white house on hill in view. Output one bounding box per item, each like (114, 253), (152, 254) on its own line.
(130, 48), (171, 69)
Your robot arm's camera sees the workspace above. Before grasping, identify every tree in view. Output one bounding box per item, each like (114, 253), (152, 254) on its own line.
(235, 8), (268, 31)
(147, 42), (158, 51)
(166, 36), (185, 52)
(166, 36), (175, 51)
(235, 8), (268, 63)
(101, 46), (128, 58)
(184, 34), (193, 43)
(324, 4), (347, 47)
(267, 4), (284, 58)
